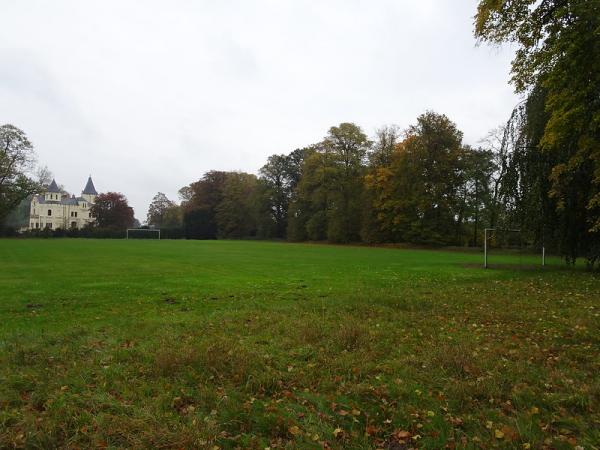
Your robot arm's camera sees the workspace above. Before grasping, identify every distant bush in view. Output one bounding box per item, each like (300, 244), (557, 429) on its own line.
(0, 226), (19, 237)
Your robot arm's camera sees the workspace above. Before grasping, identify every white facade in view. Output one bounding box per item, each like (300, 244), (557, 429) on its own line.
(28, 177), (98, 230)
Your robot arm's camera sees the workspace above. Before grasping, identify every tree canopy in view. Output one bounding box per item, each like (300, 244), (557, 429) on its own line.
(91, 192), (135, 230)
(0, 124), (43, 228)
(147, 192), (181, 228)
(476, 0), (600, 267)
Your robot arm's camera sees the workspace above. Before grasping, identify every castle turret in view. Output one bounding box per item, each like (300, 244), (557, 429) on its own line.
(81, 176), (98, 204)
(44, 179), (61, 202)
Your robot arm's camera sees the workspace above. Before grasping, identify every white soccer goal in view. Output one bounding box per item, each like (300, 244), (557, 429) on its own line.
(483, 228), (546, 268)
(126, 228), (161, 240)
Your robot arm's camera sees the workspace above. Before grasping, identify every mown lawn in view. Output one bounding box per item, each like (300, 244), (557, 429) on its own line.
(0, 239), (598, 449)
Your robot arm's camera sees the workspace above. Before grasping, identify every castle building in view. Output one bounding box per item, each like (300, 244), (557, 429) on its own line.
(28, 177), (98, 230)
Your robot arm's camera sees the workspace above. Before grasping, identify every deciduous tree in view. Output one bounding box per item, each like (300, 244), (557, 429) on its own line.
(147, 192), (181, 228)
(0, 124), (43, 228)
(91, 192), (135, 230)
(475, 0), (600, 266)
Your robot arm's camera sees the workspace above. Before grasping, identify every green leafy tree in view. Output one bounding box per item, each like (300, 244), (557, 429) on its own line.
(287, 149), (328, 241)
(0, 124), (43, 228)
(161, 205), (183, 229)
(259, 154), (293, 238)
(258, 147), (313, 239)
(323, 123), (370, 242)
(147, 192), (181, 228)
(182, 171), (230, 239)
(215, 172), (258, 238)
(287, 123), (370, 243)
(369, 125), (401, 168)
(182, 171), (258, 239)
(457, 146), (495, 246)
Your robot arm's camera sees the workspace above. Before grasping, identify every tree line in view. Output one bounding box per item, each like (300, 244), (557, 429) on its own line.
(145, 111), (540, 248)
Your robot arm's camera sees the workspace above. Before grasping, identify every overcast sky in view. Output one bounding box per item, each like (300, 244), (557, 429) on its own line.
(1, 0), (518, 220)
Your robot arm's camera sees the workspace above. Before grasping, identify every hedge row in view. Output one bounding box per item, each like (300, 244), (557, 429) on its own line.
(0, 227), (186, 239)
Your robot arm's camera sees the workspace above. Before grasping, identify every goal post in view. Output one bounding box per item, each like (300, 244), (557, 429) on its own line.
(484, 228), (519, 269)
(126, 228), (161, 240)
(483, 228), (546, 268)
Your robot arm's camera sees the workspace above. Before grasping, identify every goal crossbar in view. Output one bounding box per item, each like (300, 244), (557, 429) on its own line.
(126, 228), (161, 240)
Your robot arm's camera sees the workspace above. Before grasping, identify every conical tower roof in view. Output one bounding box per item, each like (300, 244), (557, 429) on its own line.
(47, 179), (61, 193)
(82, 176), (98, 195)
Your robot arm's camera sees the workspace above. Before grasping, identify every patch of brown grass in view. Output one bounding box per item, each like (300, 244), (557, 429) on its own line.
(336, 320), (370, 351)
(430, 342), (482, 379)
(154, 344), (199, 377)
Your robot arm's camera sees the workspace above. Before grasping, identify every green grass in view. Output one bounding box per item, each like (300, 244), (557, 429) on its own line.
(0, 239), (598, 449)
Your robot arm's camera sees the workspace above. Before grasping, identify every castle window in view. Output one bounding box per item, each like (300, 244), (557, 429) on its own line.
(35, 222), (39, 229)
(47, 209), (52, 216)
(46, 223), (52, 229)
(75, 212), (78, 218)
(89, 213), (92, 218)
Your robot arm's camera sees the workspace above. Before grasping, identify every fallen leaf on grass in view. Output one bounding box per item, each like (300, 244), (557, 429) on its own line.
(394, 430), (411, 439)
(365, 425), (379, 436)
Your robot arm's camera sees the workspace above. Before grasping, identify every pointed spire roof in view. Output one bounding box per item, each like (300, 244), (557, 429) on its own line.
(82, 176), (98, 195)
(47, 179), (61, 193)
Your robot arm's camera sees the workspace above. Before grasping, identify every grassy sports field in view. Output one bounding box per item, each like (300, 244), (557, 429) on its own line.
(0, 239), (598, 449)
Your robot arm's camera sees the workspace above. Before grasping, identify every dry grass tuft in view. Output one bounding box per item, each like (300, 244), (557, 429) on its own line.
(336, 320), (370, 351)
(430, 342), (481, 379)
(154, 344), (199, 377)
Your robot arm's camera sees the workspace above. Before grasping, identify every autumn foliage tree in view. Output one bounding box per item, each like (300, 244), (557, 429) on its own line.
(365, 112), (473, 245)
(91, 192), (135, 230)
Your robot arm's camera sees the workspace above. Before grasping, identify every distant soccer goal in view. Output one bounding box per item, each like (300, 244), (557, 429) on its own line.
(126, 228), (161, 240)
(483, 228), (546, 269)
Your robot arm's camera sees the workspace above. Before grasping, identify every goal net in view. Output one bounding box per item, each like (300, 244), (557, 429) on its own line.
(126, 228), (161, 240)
